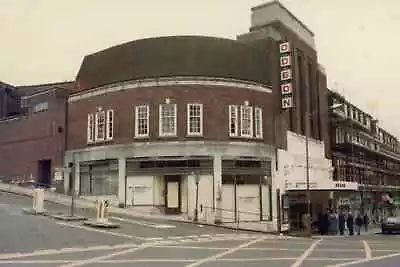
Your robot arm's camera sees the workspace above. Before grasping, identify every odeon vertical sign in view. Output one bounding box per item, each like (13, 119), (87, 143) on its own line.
(279, 41), (293, 109)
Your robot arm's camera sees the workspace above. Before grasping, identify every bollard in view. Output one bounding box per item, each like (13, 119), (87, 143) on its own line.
(34, 188), (45, 213)
(83, 199), (118, 228)
(23, 187), (46, 215)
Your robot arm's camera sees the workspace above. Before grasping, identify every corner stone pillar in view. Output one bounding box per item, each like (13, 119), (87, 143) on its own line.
(118, 157), (126, 208)
(213, 155), (222, 224)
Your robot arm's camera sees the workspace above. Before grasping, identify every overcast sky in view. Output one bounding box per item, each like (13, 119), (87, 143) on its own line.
(1, 0), (399, 136)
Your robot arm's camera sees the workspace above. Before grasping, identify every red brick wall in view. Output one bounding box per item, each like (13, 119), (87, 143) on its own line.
(68, 84), (276, 150)
(0, 97), (66, 181)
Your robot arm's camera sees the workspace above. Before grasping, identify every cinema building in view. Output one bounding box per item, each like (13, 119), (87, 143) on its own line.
(63, 1), (342, 230)
(1, 1), (377, 231)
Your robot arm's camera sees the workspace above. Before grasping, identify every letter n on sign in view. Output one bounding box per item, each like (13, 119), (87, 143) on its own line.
(282, 96), (293, 109)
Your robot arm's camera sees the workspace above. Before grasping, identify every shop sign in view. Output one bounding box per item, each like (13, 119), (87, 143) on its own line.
(335, 182), (346, 189)
(280, 41), (293, 109)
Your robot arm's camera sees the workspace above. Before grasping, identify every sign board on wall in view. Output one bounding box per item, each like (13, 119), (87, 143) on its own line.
(279, 41), (293, 109)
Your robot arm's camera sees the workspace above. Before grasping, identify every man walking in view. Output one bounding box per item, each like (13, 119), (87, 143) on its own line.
(355, 213), (363, 235)
(338, 210), (346, 236)
(363, 213), (369, 232)
(347, 212), (354, 236)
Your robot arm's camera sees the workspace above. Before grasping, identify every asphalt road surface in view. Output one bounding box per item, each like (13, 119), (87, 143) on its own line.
(1, 191), (400, 267)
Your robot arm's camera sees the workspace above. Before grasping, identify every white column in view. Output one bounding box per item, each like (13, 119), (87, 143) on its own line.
(271, 152), (280, 231)
(74, 160), (80, 194)
(213, 155), (222, 224)
(118, 157), (126, 207)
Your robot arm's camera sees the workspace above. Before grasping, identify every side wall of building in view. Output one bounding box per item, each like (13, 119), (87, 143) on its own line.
(0, 89), (67, 185)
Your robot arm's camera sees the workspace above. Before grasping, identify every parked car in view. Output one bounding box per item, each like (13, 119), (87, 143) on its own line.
(381, 216), (400, 234)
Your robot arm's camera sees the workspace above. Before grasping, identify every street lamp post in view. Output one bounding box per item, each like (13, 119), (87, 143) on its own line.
(194, 172), (200, 222)
(68, 162), (75, 217)
(305, 111), (312, 237)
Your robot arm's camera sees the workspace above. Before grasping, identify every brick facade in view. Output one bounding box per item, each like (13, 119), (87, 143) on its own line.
(0, 85), (70, 185)
(68, 84), (275, 150)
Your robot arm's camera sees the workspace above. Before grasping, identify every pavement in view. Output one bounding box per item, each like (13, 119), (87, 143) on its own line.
(1, 191), (400, 267)
(0, 182), (277, 233)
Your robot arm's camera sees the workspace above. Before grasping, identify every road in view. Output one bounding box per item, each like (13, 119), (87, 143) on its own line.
(0, 191), (400, 267)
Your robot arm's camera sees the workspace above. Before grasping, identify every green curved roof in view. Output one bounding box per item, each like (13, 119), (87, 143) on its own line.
(75, 36), (270, 92)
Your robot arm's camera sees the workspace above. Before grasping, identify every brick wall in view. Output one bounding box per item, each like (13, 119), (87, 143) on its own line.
(68, 84), (276, 150)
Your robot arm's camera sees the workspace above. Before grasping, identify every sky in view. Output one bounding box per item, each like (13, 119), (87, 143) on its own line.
(1, 0), (400, 136)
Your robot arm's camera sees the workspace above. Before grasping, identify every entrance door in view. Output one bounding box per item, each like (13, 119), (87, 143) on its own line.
(164, 175), (181, 214)
(37, 159), (52, 188)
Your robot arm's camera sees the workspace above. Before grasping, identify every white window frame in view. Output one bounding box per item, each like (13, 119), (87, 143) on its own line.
(187, 103), (203, 136)
(87, 113), (94, 143)
(240, 105), (253, 137)
(254, 107), (263, 138)
(228, 105), (239, 137)
(95, 110), (106, 141)
(159, 103), (177, 137)
(135, 105), (150, 138)
(106, 109), (114, 141)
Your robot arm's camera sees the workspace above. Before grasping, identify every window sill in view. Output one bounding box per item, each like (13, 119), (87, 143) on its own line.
(134, 135), (150, 139)
(159, 135), (178, 138)
(229, 136), (263, 141)
(186, 134), (203, 137)
(87, 139), (113, 145)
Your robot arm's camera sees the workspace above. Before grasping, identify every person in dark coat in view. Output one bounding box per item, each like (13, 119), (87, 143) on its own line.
(338, 210), (346, 235)
(317, 212), (324, 235)
(355, 213), (363, 235)
(347, 212), (354, 236)
(363, 214), (369, 232)
(322, 209), (330, 235)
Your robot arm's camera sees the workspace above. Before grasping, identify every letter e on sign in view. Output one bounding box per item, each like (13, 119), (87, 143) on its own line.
(280, 69), (292, 81)
(282, 96), (293, 109)
(281, 83), (292, 95)
(279, 42), (290, 54)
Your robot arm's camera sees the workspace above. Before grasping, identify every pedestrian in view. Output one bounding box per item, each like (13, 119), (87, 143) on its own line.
(363, 213), (369, 232)
(318, 211), (324, 235)
(338, 210), (346, 236)
(355, 213), (363, 235)
(347, 212), (354, 236)
(322, 209), (329, 235)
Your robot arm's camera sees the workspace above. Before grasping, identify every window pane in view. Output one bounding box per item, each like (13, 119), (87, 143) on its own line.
(241, 106), (252, 136)
(160, 104), (176, 135)
(229, 105), (238, 136)
(136, 105), (149, 136)
(188, 104), (202, 135)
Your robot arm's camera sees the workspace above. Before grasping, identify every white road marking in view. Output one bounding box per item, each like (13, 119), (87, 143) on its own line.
(326, 252), (400, 267)
(185, 235), (198, 238)
(58, 242), (156, 267)
(156, 245), (306, 251)
(215, 257), (296, 261)
(184, 235), (267, 267)
(111, 216), (176, 229)
(56, 221), (146, 240)
(306, 258), (363, 261)
(0, 243), (138, 260)
(101, 259), (196, 263)
(0, 257), (367, 264)
(168, 236), (185, 239)
(145, 237), (164, 241)
(362, 240), (372, 259)
(290, 239), (322, 267)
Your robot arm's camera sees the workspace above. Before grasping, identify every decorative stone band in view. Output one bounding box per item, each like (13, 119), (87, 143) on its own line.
(69, 76), (272, 102)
